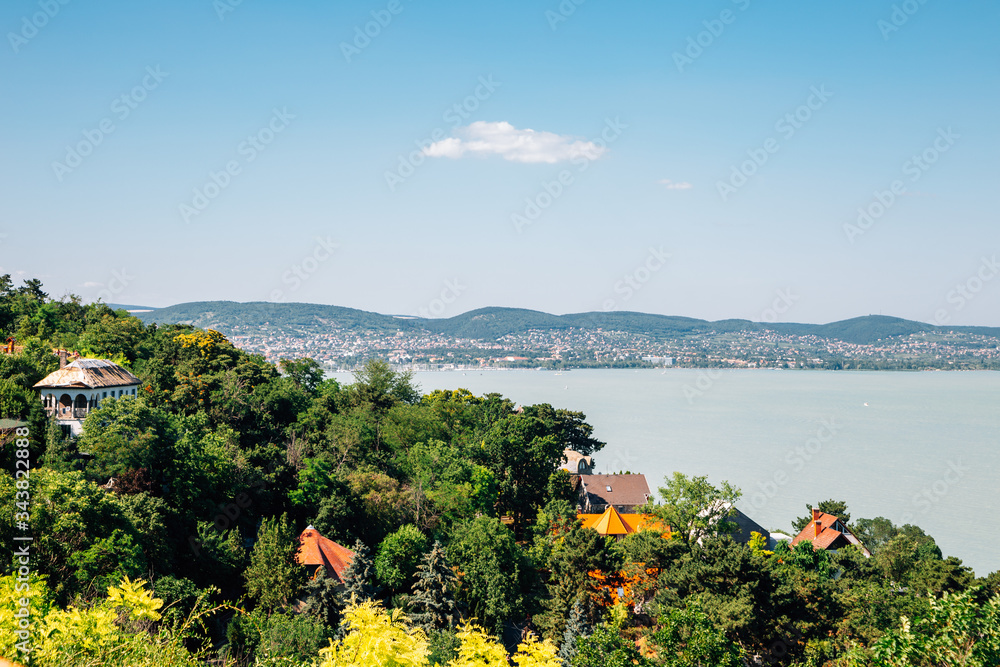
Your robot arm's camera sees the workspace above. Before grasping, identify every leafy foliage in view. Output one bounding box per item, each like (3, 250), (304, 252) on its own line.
(245, 514), (305, 613)
(447, 516), (527, 634)
(645, 472), (741, 544)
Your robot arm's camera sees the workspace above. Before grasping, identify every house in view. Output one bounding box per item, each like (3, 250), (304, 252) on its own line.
(0, 419), (28, 448)
(697, 501), (771, 546)
(578, 505), (669, 540)
(297, 526), (356, 582)
(791, 508), (872, 557)
(34, 356), (141, 436)
(574, 473), (651, 513)
(560, 449), (594, 475)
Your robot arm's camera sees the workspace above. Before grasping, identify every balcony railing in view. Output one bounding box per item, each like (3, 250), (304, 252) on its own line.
(44, 407), (90, 420)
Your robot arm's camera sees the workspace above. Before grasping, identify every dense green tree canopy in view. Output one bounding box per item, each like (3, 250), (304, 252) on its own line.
(1, 277), (997, 667)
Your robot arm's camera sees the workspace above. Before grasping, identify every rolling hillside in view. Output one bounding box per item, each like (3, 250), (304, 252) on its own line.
(134, 302), (1000, 345)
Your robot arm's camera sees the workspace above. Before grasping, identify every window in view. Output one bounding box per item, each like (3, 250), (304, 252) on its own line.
(606, 485), (612, 492)
(102, 392), (107, 398)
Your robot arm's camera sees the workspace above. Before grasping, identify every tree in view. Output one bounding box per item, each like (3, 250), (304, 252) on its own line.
(646, 605), (744, 667)
(317, 599), (429, 667)
(42, 415), (78, 472)
(522, 403), (605, 456)
(340, 538), (378, 605)
(302, 568), (344, 630)
(404, 439), (497, 530)
(645, 472), (741, 545)
(535, 525), (617, 641)
(792, 500), (851, 533)
(279, 357), (325, 393)
(479, 414), (562, 536)
(572, 622), (649, 667)
(858, 588), (1000, 667)
(853, 516), (900, 555)
(654, 536), (800, 656)
(447, 516), (526, 634)
(559, 599), (589, 665)
(0, 468), (142, 603)
(375, 524), (430, 592)
(409, 540), (462, 633)
(350, 358), (420, 414)
(244, 514), (305, 612)
(448, 622), (510, 666)
(0, 376), (36, 419)
(77, 313), (148, 363)
(78, 395), (180, 482)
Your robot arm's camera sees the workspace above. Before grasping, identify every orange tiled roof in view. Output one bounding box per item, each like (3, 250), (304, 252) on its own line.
(579, 506), (669, 537)
(297, 526), (355, 582)
(790, 510), (871, 556)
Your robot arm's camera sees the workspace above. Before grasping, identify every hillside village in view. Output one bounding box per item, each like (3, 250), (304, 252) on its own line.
(223, 323), (1000, 371)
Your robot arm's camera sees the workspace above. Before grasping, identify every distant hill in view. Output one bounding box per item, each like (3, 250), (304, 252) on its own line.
(108, 303), (159, 312)
(135, 301), (419, 333)
(135, 302), (1000, 346)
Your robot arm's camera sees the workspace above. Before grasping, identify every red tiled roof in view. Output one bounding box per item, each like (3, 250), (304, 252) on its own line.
(297, 527), (355, 582)
(790, 510), (871, 556)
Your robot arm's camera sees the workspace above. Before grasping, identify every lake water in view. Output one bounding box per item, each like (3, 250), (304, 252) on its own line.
(330, 369), (1000, 576)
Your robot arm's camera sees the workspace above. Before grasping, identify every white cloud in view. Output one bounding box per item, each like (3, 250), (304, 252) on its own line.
(423, 121), (606, 164)
(82, 281), (103, 288)
(659, 179), (693, 190)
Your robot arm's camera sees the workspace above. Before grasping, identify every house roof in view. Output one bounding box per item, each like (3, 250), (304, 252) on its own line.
(791, 510), (871, 556)
(579, 506), (668, 537)
(297, 526), (355, 582)
(578, 473), (651, 508)
(33, 359), (141, 390)
(561, 449), (593, 473)
(699, 501), (770, 545)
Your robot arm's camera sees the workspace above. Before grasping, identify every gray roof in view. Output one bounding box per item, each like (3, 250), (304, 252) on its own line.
(578, 474), (651, 508)
(34, 359), (141, 389)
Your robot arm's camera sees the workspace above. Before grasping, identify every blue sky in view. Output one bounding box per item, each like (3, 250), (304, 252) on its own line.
(2, 0), (998, 325)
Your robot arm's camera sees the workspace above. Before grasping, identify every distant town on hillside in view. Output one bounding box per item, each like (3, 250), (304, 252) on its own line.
(127, 302), (1000, 371)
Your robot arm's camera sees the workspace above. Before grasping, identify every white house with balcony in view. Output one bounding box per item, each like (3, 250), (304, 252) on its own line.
(34, 358), (141, 436)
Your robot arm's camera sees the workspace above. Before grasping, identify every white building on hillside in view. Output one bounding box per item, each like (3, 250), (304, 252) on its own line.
(34, 358), (141, 435)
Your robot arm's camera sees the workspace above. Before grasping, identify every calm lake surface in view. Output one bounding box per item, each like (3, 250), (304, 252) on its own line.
(330, 369), (1000, 576)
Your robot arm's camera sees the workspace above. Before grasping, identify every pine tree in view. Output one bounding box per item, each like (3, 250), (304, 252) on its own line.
(559, 599), (588, 664)
(302, 568), (342, 630)
(408, 540), (461, 633)
(339, 538), (378, 605)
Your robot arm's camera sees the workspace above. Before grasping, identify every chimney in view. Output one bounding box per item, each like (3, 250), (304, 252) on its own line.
(812, 507), (821, 538)
(58, 349), (67, 369)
